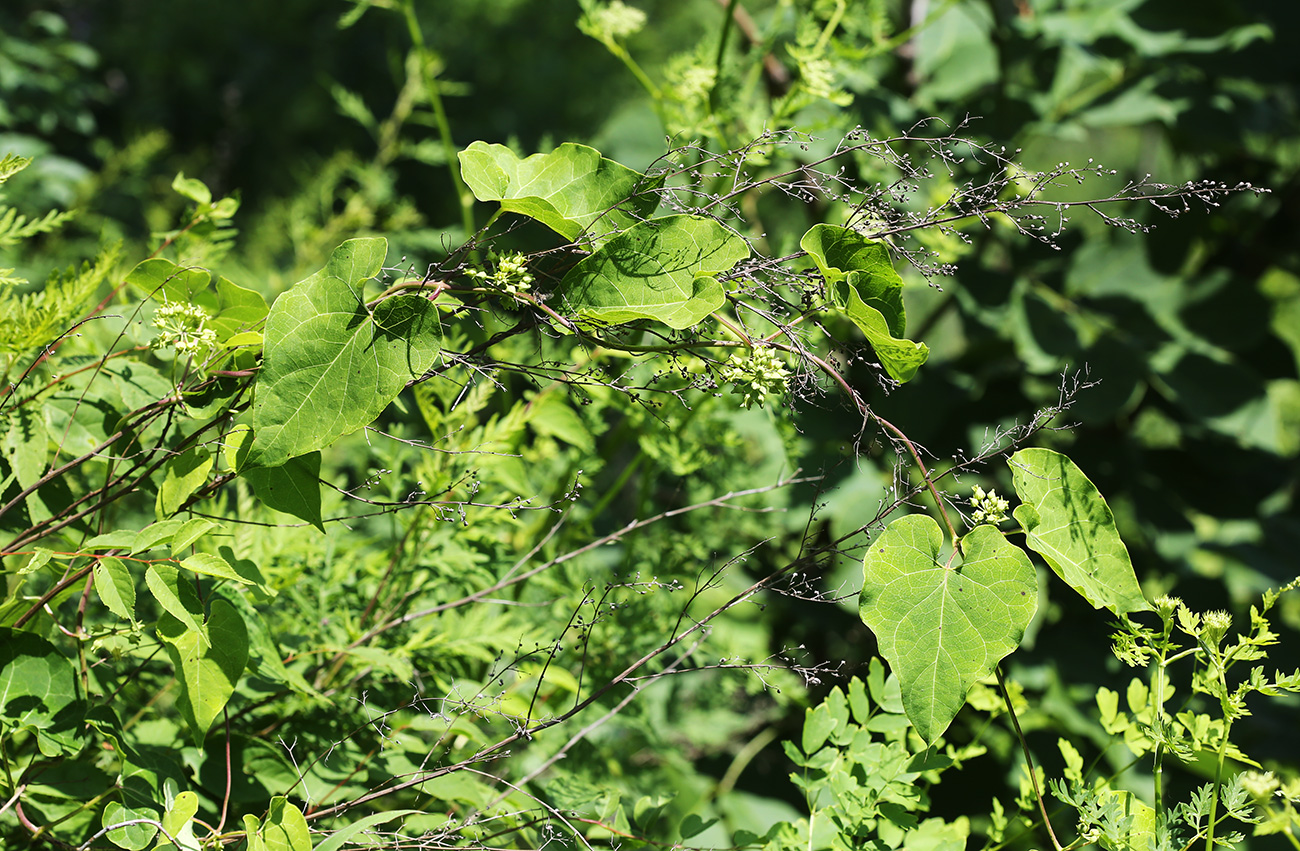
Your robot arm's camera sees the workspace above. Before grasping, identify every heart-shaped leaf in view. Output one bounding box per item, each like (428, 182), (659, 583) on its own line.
(859, 515), (1037, 743)
(458, 141), (660, 243)
(560, 215), (748, 330)
(249, 238), (441, 468)
(1008, 448), (1151, 616)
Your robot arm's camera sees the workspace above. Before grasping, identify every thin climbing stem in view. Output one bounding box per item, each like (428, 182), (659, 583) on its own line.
(997, 665), (1064, 851)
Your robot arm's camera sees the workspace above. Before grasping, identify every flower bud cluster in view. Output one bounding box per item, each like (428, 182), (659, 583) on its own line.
(466, 251), (534, 296)
(719, 346), (790, 409)
(151, 301), (218, 359)
(971, 485), (1010, 525)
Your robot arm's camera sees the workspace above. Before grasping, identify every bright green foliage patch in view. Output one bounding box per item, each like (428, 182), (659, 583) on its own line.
(458, 141), (660, 243)
(249, 237), (441, 468)
(1009, 448), (1151, 616)
(859, 516), (1037, 743)
(560, 214), (748, 329)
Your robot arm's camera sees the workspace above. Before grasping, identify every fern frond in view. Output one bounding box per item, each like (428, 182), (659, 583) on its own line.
(0, 244), (120, 357)
(0, 205), (77, 250)
(0, 153), (32, 185)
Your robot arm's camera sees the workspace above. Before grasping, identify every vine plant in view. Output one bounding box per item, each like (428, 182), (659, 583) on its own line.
(1, 119), (1294, 851)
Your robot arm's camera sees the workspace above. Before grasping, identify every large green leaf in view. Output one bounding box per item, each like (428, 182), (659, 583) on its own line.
(799, 225), (928, 382)
(249, 238), (441, 468)
(1008, 448), (1151, 616)
(858, 515), (1037, 743)
(458, 141), (660, 242)
(157, 598), (249, 746)
(801, 224), (907, 335)
(559, 215), (748, 330)
(0, 628), (86, 756)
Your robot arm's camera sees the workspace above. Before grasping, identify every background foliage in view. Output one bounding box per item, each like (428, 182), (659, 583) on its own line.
(2, 1), (1299, 850)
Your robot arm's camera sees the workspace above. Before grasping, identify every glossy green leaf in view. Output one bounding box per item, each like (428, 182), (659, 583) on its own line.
(801, 225), (928, 382)
(158, 790), (200, 851)
(1008, 448), (1151, 616)
(94, 556), (137, 624)
(801, 224), (907, 335)
(127, 258), (268, 342)
(559, 215), (748, 330)
(830, 279), (929, 382)
(167, 518), (220, 556)
(158, 598), (249, 746)
(249, 237), (441, 468)
(156, 447), (213, 518)
(145, 564), (206, 644)
(262, 797), (312, 851)
(458, 141), (660, 243)
(130, 519), (185, 555)
(859, 515), (1037, 743)
(0, 628), (86, 756)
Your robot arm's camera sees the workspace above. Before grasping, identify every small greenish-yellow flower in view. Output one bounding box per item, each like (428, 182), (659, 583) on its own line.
(719, 346), (790, 409)
(971, 485), (1010, 525)
(1200, 609), (1233, 645)
(579, 0), (646, 43)
(151, 301), (218, 359)
(466, 251), (534, 296)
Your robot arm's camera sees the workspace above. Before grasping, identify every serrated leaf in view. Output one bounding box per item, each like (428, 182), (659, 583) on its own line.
(158, 599), (249, 746)
(94, 557), (137, 623)
(0, 628), (86, 756)
(1008, 448), (1151, 616)
(559, 215), (748, 330)
(458, 141), (660, 243)
(249, 237), (441, 468)
(156, 447), (214, 518)
(168, 518), (220, 556)
(130, 519), (185, 555)
(858, 515), (1037, 743)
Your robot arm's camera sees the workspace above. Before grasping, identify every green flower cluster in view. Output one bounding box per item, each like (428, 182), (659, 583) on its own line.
(970, 485), (1010, 525)
(151, 301), (217, 359)
(466, 251), (534, 295)
(719, 346), (790, 409)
